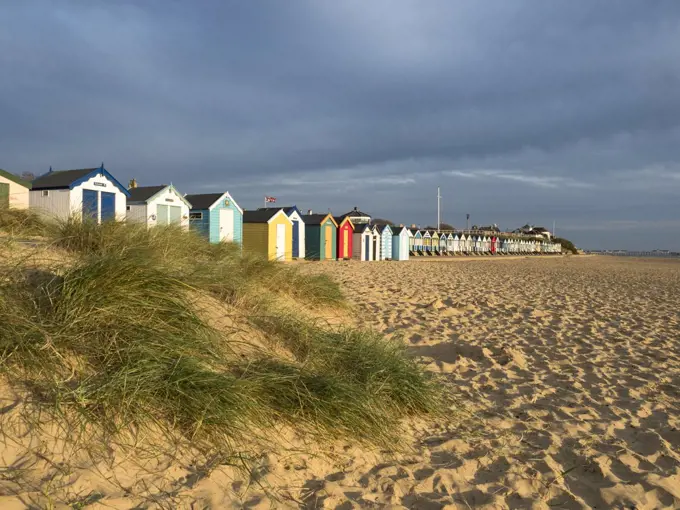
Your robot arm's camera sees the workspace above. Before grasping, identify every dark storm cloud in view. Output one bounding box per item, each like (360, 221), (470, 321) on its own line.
(2, 1), (680, 249)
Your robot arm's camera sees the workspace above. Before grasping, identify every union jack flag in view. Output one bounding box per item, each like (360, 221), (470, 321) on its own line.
(265, 196), (277, 203)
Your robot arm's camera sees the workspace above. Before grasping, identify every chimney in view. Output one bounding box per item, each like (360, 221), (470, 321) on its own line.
(128, 178), (137, 189)
(354, 206), (358, 211)
(307, 209), (313, 215)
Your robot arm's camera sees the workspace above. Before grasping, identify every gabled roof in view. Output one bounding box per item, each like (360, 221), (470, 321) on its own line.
(257, 206), (301, 216)
(410, 228), (422, 237)
(127, 185), (168, 203)
(183, 191), (243, 213)
(376, 224), (392, 234)
(0, 168), (32, 189)
(354, 223), (372, 233)
(127, 184), (191, 207)
(244, 208), (290, 224)
(421, 230), (432, 236)
(301, 213), (337, 227)
(392, 226), (408, 235)
(335, 216), (355, 229)
(184, 193), (224, 210)
(31, 166), (130, 196)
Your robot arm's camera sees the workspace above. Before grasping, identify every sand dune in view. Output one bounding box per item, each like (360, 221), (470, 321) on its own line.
(2, 256), (679, 508)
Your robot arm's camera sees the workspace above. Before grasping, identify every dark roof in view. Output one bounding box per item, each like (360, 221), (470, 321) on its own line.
(392, 226), (408, 235)
(0, 168), (31, 188)
(301, 213), (330, 224)
(244, 208), (282, 223)
(127, 185), (167, 203)
(354, 223), (371, 233)
(257, 206), (300, 215)
(376, 224), (392, 234)
(184, 193), (224, 210)
(340, 206), (371, 218)
(31, 168), (97, 190)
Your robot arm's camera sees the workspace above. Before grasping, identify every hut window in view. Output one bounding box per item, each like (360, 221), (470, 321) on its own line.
(189, 212), (203, 220)
(126, 206), (131, 211)
(41, 190), (49, 197)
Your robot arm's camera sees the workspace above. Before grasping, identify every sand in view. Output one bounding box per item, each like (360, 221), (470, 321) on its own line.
(2, 255), (680, 508)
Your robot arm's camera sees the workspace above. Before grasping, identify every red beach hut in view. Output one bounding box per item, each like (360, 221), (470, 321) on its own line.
(335, 216), (354, 260)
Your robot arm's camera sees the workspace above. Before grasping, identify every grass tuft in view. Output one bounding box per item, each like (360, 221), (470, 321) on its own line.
(0, 208), (47, 237)
(0, 218), (439, 458)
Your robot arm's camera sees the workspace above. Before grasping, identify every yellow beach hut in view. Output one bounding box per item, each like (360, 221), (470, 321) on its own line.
(242, 208), (293, 261)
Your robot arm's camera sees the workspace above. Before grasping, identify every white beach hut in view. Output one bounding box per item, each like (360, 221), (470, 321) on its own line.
(371, 225), (382, 260)
(353, 223), (373, 261)
(30, 165), (129, 222)
(126, 184), (191, 229)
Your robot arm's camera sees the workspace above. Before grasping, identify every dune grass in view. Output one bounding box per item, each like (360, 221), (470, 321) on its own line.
(0, 208), (48, 237)
(0, 219), (440, 455)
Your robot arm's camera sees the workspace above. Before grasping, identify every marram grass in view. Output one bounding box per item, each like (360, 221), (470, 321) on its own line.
(0, 219), (440, 455)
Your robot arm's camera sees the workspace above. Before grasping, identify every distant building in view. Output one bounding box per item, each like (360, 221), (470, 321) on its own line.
(339, 206), (372, 225)
(513, 224), (552, 240)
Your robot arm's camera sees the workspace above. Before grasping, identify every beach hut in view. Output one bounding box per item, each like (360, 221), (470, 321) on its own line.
(0, 169), (31, 210)
(371, 225), (382, 260)
(391, 226), (411, 261)
(377, 224), (393, 261)
(242, 208), (293, 261)
(422, 230), (432, 254)
(259, 206), (305, 259)
(439, 232), (448, 255)
(126, 184), (191, 229)
(30, 165), (129, 223)
(285, 207), (306, 259)
(353, 223), (373, 261)
(446, 233), (455, 253)
(483, 235), (491, 254)
(185, 192), (243, 244)
(407, 228), (416, 254)
(335, 216), (354, 260)
(302, 213), (337, 260)
(431, 231), (440, 255)
(453, 233), (461, 254)
(410, 228), (423, 255)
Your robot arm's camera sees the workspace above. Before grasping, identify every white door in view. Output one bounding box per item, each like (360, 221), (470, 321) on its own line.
(275, 223), (286, 260)
(219, 208), (234, 241)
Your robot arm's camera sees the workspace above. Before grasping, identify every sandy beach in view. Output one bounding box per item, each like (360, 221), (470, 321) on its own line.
(2, 255), (679, 508)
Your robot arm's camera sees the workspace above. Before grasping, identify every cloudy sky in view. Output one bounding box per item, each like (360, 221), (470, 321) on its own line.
(2, 1), (680, 250)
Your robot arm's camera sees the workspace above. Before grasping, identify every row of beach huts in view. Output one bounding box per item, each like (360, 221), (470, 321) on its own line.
(1, 165), (562, 261)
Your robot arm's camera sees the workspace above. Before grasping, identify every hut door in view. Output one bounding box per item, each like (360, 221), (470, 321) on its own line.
(324, 225), (332, 259)
(364, 235), (370, 261)
(169, 206), (182, 225)
(156, 205), (168, 225)
(343, 228), (348, 258)
(291, 221), (299, 258)
(82, 189), (99, 222)
(0, 183), (8, 208)
(100, 192), (116, 222)
(219, 208), (234, 241)
(275, 223), (286, 260)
